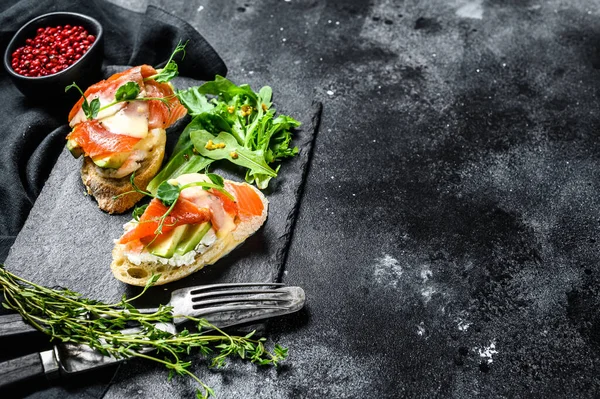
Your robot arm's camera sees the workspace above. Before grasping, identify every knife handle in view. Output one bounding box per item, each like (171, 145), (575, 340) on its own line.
(0, 352), (44, 388)
(0, 313), (40, 338)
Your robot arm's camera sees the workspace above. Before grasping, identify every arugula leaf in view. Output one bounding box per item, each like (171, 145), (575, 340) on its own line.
(146, 146), (214, 195)
(258, 86), (273, 109)
(248, 164), (281, 190)
(176, 87), (216, 116)
(191, 130), (277, 177)
(173, 114), (232, 155)
(114, 81), (140, 101)
(265, 114), (301, 160)
(206, 173), (224, 187)
(197, 75), (258, 103)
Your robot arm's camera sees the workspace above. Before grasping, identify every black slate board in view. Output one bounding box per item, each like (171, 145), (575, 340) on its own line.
(3, 82), (321, 397)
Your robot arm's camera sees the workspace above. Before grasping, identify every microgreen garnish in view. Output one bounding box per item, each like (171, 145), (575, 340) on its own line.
(115, 81), (141, 101)
(132, 204), (148, 221)
(145, 40), (188, 83)
(65, 82), (100, 120)
(157, 180), (181, 206)
(0, 266), (287, 398)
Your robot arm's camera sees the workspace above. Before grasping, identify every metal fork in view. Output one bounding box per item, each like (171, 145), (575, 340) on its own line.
(139, 282), (305, 328)
(0, 282), (306, 338)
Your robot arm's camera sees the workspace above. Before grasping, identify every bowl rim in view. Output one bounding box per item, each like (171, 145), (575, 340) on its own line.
(3, 12), (104, 81)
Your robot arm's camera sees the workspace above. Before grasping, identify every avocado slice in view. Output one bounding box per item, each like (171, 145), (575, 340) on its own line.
(148, 225), (189, 258)
(91, 151), (131, 169)
(66, 138), (83, 158)
(174, 222), (212, 256)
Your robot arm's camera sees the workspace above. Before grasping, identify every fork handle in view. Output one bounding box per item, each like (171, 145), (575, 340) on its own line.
(0, 313), (40, 338)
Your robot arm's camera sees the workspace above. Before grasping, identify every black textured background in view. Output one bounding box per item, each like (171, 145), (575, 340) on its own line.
(6, 0), (600, 397)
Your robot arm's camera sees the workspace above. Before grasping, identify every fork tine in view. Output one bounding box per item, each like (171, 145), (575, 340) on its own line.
(190, 288), (291, 301)
(174, 282), (285, 296)
(192, 294), (294, 308)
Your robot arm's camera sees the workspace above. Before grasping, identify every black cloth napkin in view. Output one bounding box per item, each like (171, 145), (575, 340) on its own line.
(0, 0), (227, 262)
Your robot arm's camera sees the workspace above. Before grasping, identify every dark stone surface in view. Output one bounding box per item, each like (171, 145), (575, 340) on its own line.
(7, 0), (600, 397)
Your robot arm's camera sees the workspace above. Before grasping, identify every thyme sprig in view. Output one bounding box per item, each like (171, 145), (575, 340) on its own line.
(0, 266), (287, 398)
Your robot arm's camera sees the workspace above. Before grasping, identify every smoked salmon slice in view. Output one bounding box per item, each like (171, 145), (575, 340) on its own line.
(145, 80), (187, 129)
(119, 197), (210, 244)
(210, 187), (238, 216)
(68, 66), (151, 123)
(67, 120), (141, 158)
(226, 182), (264, 217)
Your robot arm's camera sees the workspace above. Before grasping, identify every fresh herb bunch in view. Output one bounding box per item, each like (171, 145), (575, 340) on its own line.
(147, 76), (301, 192)
(0, 266), (288, 399)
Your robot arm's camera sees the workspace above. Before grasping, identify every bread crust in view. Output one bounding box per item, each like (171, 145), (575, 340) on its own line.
(110, 182), (268, 286)
(81, 128), (166, 214)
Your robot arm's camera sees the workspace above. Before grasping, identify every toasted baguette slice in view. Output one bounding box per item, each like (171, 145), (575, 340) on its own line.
(110, 180), (268, 286)
(81, 128), (166, 214)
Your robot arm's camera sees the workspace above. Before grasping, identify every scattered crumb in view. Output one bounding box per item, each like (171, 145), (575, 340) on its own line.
(477, 341), (498, 364)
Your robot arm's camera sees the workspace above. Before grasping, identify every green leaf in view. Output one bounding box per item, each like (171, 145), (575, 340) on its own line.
(154, 61), (178, 83)
(115, 82), (141, 102)
(147, 274), (162, 287)
(197, 75), (258, 103)
(147, 113), (230, 195)
(173, 114), (232, 156)
(66, 82), (97, 121)
(88, 98), (100, 119)
(246, 165), (280, 190)
(191, 130), (277, 178)
(237, 347), (246, 359)
(258, 86), (272, 108)
(132, 204), (148, 221)
(206, 173), (224, 187)
(176, 88), (215, 116)
(146, 146), (214, 195)
(274, 344), (289, 359)
(149, 40), (187, 83)
(156, 181), (181, 206)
